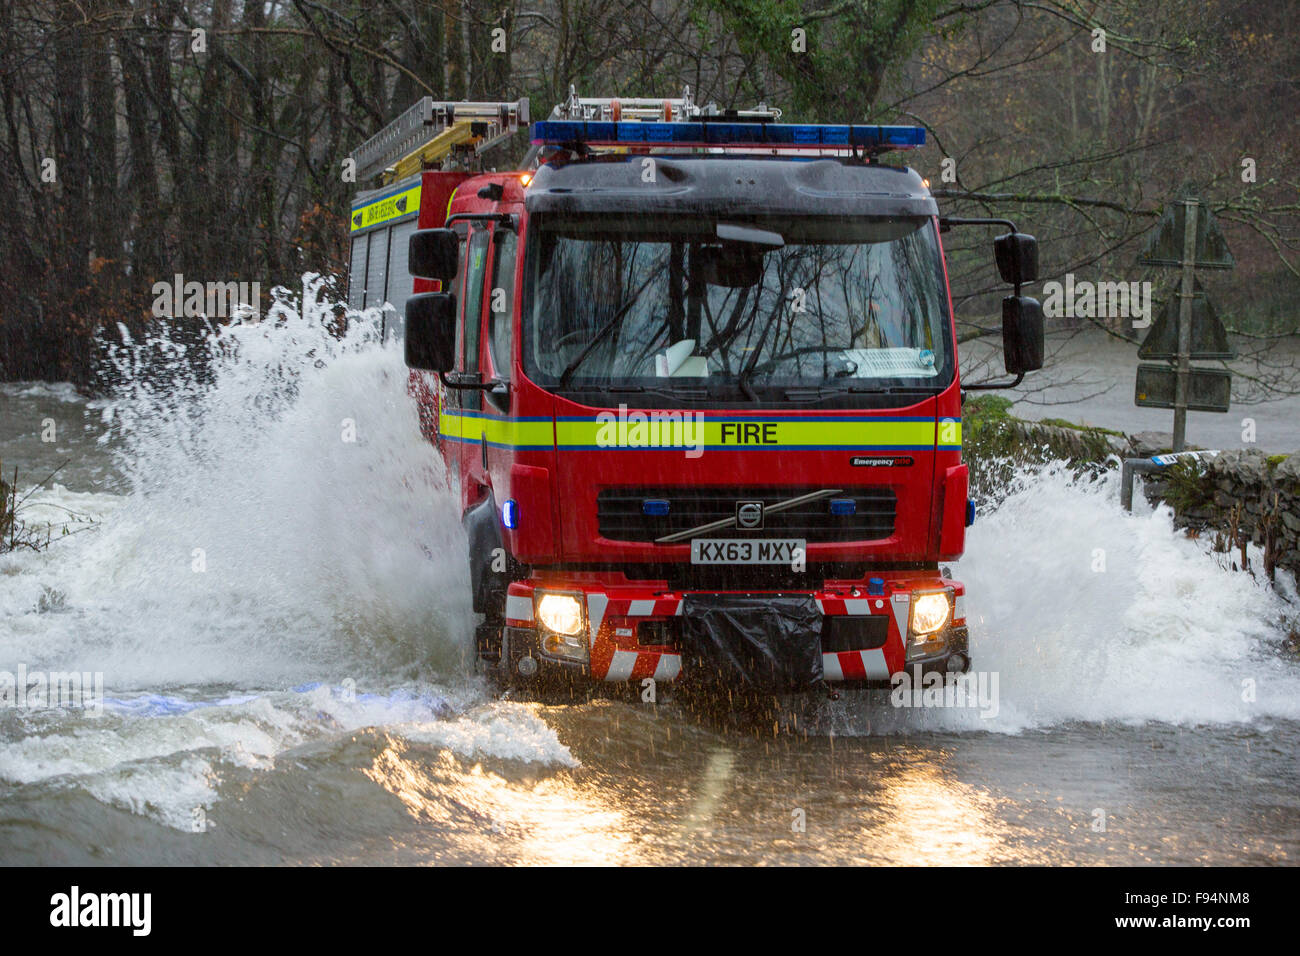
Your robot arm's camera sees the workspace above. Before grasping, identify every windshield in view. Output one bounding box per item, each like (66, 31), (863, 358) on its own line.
(522, 213), (953, 398)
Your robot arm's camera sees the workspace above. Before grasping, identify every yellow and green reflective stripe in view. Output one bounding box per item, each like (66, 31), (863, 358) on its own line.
(439, 411), (554, 449)
(557, 416), (946, 449)
(439, 410), (961, 451)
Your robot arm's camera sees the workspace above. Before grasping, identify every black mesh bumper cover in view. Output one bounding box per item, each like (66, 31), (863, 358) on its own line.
(679, 594), (824, 691)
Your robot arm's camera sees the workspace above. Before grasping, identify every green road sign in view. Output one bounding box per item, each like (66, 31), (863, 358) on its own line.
(1135, 363), (1231, 413)
(1137, 278), (1236, 360)
(1138, 200), (1235, 269)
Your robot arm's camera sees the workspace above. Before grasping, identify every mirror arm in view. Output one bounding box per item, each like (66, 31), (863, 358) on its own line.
(439, 371), (508, 392)
(445, 212), (517, 231)
(938, 216), (1019, 234)
(938, 216), (1027, 291)
(962, 372), (1025, 393)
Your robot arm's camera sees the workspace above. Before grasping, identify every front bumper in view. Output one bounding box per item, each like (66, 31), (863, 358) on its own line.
(497, 574), (969, 687)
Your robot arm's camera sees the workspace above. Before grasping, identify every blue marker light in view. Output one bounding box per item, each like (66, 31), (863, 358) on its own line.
(867, 577), (885, 596)
(829, 498), (856, 516)
(966, 500), (976, 527)
(642, 499), (671, 517)
(502, 499), (519, 529)
(531, 121), (925, 151)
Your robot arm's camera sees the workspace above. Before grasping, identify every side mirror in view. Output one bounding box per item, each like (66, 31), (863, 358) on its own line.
(405, 293), (457, 371)
(994, 232), (1038, 285)
(1003, 296), (1044, 374)
(409, 229), (460, 282)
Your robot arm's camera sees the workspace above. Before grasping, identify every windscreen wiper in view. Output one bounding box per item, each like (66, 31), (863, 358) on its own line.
(783, 384), (940, 401)
(566, 383), (712, 402)
(736, 370), (760, 402)
(735, 306), (781, 402)
(736, 341), (768, 401)
(557, 272), (661, 390)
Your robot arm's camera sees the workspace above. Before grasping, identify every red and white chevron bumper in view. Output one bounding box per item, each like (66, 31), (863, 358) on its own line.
(505, 575), (967, 684)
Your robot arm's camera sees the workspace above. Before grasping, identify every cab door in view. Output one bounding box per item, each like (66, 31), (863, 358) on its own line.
(482, 221), (518, 492)
(450, 221), (492, 498)
(484, 224), (517, 412)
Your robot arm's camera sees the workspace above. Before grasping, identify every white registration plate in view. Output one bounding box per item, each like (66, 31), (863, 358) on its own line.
(690, 538), (805, 565)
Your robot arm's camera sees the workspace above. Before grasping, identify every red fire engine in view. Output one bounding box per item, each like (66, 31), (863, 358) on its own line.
(347, 90), (1043, 696)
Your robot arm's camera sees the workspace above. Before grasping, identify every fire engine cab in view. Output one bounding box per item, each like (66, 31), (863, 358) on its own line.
(347, 89), (1044, 696)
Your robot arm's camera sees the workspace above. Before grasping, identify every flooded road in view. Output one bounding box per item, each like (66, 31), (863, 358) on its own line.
(2, 305), (1298, 865)
(6, 701), (1297, 865)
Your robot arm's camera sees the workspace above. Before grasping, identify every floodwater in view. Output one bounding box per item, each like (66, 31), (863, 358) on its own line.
(966, 327), (1300, 452)
(2, 298), (1297, 865)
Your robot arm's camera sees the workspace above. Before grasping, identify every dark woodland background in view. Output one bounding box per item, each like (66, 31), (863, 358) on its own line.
(0, 0), (1296, 388)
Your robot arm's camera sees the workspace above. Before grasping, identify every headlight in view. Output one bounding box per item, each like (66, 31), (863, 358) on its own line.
(536, 593), (584, 636)
(910, 591), (951, 635)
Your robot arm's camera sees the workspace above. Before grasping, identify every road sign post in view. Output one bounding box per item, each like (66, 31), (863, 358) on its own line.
(1173, 200), (1197, 451)
(1135, 195), (1235, 449)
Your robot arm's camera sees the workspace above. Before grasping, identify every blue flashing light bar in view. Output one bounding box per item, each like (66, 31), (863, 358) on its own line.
(532, 120), (924, 151)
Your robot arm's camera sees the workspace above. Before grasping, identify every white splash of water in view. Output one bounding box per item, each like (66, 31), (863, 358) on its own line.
(0, 685), (576, 830)
(2, 276), (473, 688)
(0, 278), (576, 828)
(966, 465), (1299, 727)
(836, 464), (1300, 735)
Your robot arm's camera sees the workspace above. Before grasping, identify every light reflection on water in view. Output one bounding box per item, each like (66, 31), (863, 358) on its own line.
(365, 739), (637, 866)
(871, 763), (1012, 865)
(341, 709), (1297, 866)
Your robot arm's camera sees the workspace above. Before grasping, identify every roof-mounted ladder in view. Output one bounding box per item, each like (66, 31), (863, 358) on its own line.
(549, 84), (781, 124)
(350, 97), (529, 183)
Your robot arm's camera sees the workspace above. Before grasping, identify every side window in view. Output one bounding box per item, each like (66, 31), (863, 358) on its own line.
(462, 227), (491, 377)
(446, 221), (469, 339)
(488, 230), (517, 380)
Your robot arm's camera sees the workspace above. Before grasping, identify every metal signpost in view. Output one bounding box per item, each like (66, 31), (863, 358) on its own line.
(1135, 197), (1236, 451)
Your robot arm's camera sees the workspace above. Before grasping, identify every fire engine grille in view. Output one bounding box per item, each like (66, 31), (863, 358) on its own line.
(596, 487), (897, 543)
